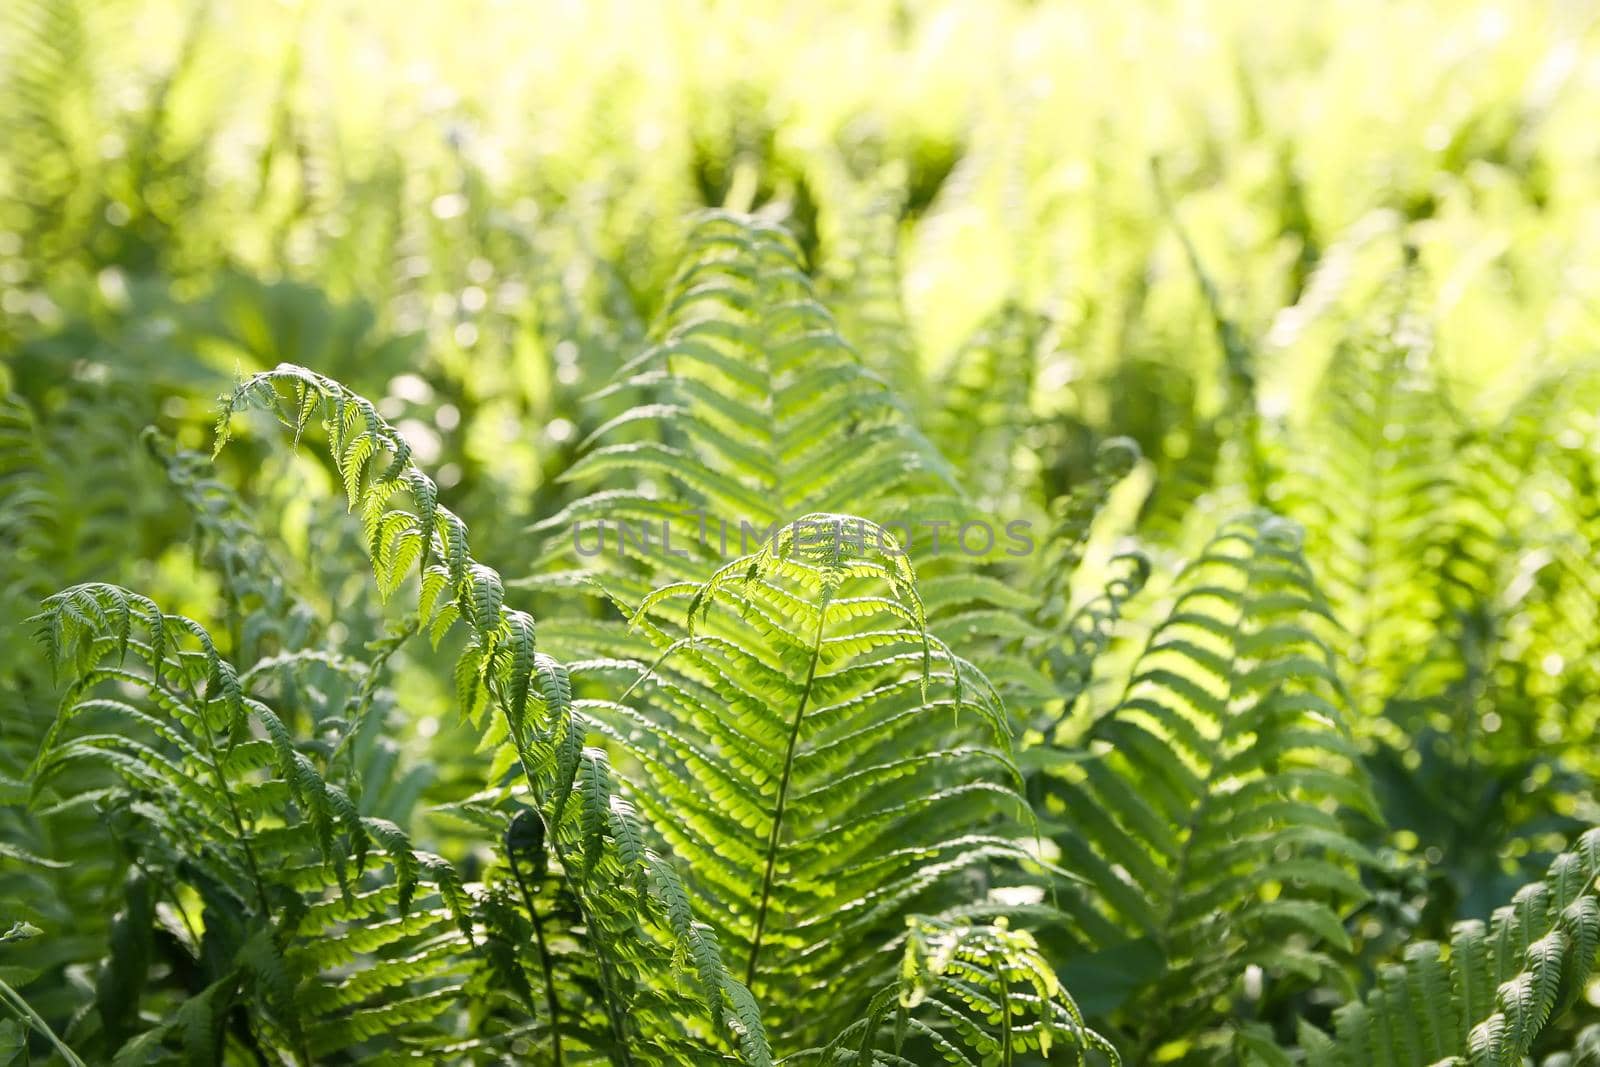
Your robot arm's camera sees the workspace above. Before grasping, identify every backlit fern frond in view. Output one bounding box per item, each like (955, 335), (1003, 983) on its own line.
(817, 163), (922, 411)
(1301, 828), (1600, 1067)
(1273, 296), (1458, 727)
(217, 364), (770, 1063)
(28, 583), (471, 1063)
(804, 916), (1118, 1066)
(1278, 300), (1600, 916)
(508, 211), (1117, 1058)
(1153, 162), (1266, 504)
(1441, 359), (1600, 728)
(1036, 512), (1375, 1055)
(548, 514), (1038, 1052)
(542, 210), (959, 570)
(1484, 360), (1600, 747)
(933, 301), (1053, 510)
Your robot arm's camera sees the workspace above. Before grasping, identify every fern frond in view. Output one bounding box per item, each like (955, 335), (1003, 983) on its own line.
(27, 582), (473, 1062)
(1036, 512), (1375, 1050)
(544, 210), (959, 569)
(817, 162), (922, 411)
(557, 511), (1039, 1051)
(801, 916), (1118, 1066)
(218, 365), (770, 1062)
(1273, 291), (1458, 727)
(1303, 828), (1600, 1066)
(933, 301), (1054, 510)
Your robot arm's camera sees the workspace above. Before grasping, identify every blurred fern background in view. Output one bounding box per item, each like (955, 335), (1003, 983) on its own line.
(6, 0), (1600, 1063)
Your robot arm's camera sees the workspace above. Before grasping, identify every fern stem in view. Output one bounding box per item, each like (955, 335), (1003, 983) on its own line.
(509, 845), (564, 1067)
(178, 681), (302, 1063)
(985, 944), (1013, 1067)
(0, 977), (87, 1067)
(159, 672), (276, 922)
(745, 593), (829, 990)
(579, 905), (633, 1067)
(494, 684), (632, 1067)
(201, 716), (274, 920)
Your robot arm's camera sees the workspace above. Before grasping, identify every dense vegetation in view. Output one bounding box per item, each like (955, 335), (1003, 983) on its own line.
(5, 0), (1600, 1063)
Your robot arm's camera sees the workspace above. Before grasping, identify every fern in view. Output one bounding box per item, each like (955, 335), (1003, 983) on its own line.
(818, 162), (922, 411)
(216, 363), (771, 1062)
(1035, 512), (1376, 1056)
(5, 22), (1600, 1062)
(1272, 281), (1459, 728)
(806, 916), (1118, 1066)
(210, 364), (1119, 1061)
(517, 214), (1114, 1055)
(538, 210), (960, 556)
(933, 301), (1053, 510)
(1274, 280), (1600, 922)
(28, 582), (471, 1063)
(1303, 828), (1600, 1066)
(0, 390), (166, 1021)
(570, 515), (1044, 1045)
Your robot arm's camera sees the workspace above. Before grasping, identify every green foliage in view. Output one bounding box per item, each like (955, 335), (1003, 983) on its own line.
(808, 916), (1114, 1066)
(29, 581), (472, 1063)
(1038, 514), (1375, 1056)
(1303, 829), (1600, 1067)
(5, 2), (1600, 1064)
(217, 364), (772, 1063)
